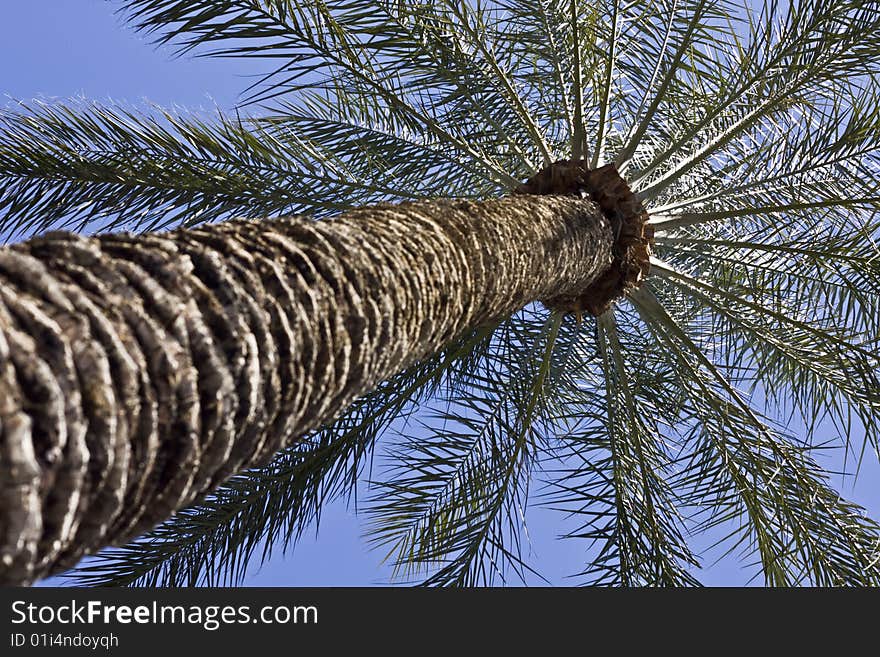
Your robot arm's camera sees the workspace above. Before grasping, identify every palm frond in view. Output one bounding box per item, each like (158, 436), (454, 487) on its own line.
(364, 310), (563, 585)
(116, 0), (543, 184)
(544, 309), (701, 586)
(631, 0), (880, 200)
(0, 100), (456, 238)
(650, 256), (880, 451)
(630, 286), (880, 585)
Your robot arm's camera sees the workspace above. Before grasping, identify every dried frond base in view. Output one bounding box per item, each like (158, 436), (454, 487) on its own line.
(515, 161), (653, 317)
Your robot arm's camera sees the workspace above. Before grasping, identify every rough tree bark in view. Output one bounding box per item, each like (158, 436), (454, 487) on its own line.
(0, 162), (650, 585)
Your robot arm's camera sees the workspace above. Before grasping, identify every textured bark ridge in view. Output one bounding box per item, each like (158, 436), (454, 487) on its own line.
(0, 194), (614, 584)
(515, 160), (653, 317)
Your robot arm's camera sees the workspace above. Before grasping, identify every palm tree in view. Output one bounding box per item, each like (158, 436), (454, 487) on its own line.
(0, 0), (878, 587)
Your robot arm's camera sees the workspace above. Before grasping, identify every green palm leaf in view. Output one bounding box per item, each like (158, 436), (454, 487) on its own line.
(2, 0), (879, 586)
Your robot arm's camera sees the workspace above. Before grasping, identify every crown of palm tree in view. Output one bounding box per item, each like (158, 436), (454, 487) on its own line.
(1, 0), (879, 586)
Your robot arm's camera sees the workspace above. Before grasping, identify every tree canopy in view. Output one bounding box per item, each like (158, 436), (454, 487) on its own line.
(1, 0), (879, 586)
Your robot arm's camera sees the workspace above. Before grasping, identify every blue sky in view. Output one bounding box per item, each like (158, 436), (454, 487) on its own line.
(2, 1), (878, 586)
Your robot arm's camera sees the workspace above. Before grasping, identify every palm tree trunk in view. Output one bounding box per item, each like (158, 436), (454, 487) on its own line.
(0, 167), (648, 584)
